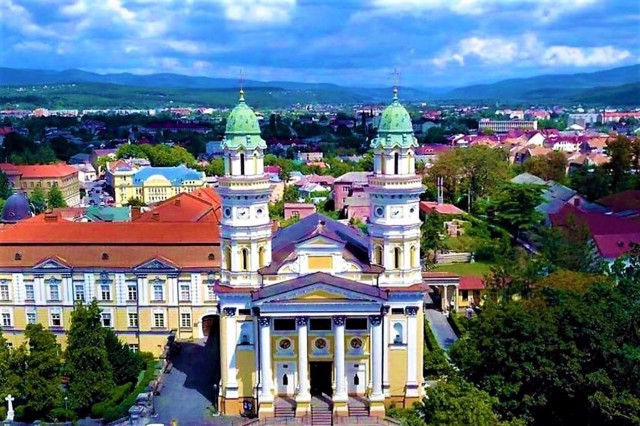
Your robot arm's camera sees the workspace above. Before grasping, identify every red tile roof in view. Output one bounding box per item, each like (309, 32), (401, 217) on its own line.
(420, 201), (466, 215)
(597, 190), (640, 213)
(0, 163), (78, 179)
(135, 189), (221, 223)
(459, 276), (485, 290)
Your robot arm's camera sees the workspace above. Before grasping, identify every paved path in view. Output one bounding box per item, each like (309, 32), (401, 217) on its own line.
(425, 309), (458, 351)
(152, 333), (240, 425)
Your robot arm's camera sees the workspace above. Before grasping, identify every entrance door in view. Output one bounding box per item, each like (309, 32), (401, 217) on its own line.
(201, 315), (217, 337)
(310, 361), (333, 397)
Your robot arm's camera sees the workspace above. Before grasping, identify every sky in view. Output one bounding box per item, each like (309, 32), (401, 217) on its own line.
(1, 0), (639, 87)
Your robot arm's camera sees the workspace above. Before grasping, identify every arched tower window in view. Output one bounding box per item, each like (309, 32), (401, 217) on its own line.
(224, 246), (232, 270)
(227, 153), (232, 175)
(380, 152), (386, 174)
(394, 152), (399, 175)
(240, 153), (245, 176)
(394, 247), (402, 269)
(241, 248), (249, 271)
(408, 151), (414, 174)
(410, 245), (417, 268)
(373, 245), (383, 265)
(253, 151), (259, 175)
(258, 246), (266, 267)
(393, 323), (404, 344)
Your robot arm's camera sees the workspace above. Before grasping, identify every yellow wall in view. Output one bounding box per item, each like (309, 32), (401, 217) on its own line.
(307, 256), (333, 271)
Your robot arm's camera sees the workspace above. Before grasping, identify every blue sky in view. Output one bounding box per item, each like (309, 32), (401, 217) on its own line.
(1, 0), (639, 87)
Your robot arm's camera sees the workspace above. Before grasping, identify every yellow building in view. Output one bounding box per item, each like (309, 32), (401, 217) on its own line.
(106, 159), (207, 206)
(0, 162), (81, 206)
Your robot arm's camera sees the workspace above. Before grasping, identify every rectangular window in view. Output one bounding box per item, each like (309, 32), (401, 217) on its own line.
(238, 309), (251, 316)
(180, 284), (190, 301)
(101, 284), (111, 301)
(153, 312), (165, 328)
(462, 290), (469, 301)
(127, 284), (138, 301)
(25, 284), (34, 301)
(273, 318), (296, 331)
(1, 312), (11, 327)
(26, 311), (36, 324)
(207, 284), (216, 301)
(49, 284), (60, 301)
(128, 313), (138, 328)
(74, 284), (85, 301)
(101, 313), (112, 327)
(51, 311), (62, 327)
(180, 313), (192, 328)
(346, 318), (368, 330)
(153, 284), (164, 301)
(0, 283), (9, 301)
(309, 318), (332, 331)
(391, 308), (405, 315)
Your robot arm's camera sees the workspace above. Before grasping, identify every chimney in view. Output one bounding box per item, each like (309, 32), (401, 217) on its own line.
(152, 211), (159, 221)
(130, 206), (141, 221)
(573, 198), (581, 207)
(44, 212), (58, 222)
(175, 198), (181, 207)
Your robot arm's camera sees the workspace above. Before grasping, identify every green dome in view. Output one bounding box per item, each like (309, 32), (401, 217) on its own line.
(370, 89), (418, 150)
(222, 91), (267, 150)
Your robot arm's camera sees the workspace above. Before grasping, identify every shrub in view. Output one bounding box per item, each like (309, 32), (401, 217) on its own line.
(0, 406), (6, 421)
(48, 407), (78, 422)
(103, 360), (158, 423)
(424, 349), (453, 379)
(424, 320), (439, 352)
(447, 313), (466, 337)
(91, 382), (133, 418)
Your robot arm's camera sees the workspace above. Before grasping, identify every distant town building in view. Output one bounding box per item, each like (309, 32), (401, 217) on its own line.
(296, 151), (324, 162)
(0, 163), (81, 206)
(478, 118), (538, 133)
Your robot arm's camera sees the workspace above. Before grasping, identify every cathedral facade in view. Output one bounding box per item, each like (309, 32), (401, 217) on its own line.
(215, 88), (426, 418)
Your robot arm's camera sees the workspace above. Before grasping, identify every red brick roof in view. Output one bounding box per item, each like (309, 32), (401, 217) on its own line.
(597, 190), (640, 213)
(0, 163), (78, 179)
(459, 276), (485, 290)
(135, 188), (221, 223)
(420, 201), (466, 215)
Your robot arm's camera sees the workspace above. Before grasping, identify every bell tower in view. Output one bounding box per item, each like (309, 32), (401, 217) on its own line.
(218, 90), (272, 287)
(367, 88), (423, 287)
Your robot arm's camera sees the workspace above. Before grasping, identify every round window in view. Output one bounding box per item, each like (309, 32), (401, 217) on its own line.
(375, 207), (384, 217)
(279, 339), (291, 350)
(350, 337), (363, 349)
(315, 338), (327, 350)
(224, 207), (232, 218)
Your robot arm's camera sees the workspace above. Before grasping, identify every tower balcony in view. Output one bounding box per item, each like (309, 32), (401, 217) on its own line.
(367, 174), (423, 190)
(218, 175), (271, 192)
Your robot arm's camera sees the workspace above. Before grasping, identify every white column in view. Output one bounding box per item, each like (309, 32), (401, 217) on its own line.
(370, 315), (383, 400)
(224, 307), (238, 398)
(382, 307), (390, 396)
(296, 316), (310, 400)
(259, 317), (273, 402)
(333, 316), (347, 401)
(406, 306), (419, 397)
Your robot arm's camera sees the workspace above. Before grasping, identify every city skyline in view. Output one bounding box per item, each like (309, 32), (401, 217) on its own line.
(1, 0), (640, 87)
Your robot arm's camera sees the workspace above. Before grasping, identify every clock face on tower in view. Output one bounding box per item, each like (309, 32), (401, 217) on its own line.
(390, 207), (403, 218)
(236, 207), (249, 219)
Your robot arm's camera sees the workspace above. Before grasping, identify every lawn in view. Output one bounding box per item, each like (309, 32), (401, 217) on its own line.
(431, 261), (493, 276)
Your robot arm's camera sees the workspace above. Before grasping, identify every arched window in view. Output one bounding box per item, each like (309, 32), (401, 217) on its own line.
(253, 151), (259, 175)
(241, 248), (249, 271)
(410, 245), (417, 268)
(394, 247), (402, 269)
(393, 323), (404, 344)
(380, 152), (386, 174)
(282, 374), (289, 386)
(224, 246), (231, 270)
(227, 154), (232, 175)
(240, 153), (245, 175)
(354, 373), (360, 386)
(408, 151), (414, 174)
(393, 152), (399, 175)
(258, 246), (266, 267)
(373, 245), (383, 265)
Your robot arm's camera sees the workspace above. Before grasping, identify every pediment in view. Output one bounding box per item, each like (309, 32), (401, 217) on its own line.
(33, 256), (71, 270)
(295, 235), (345, 250)
(295, 289), (349, 301)
(134, 256), (178, 271)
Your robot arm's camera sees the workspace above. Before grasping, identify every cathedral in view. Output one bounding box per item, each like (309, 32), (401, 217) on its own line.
(215, 88), (426, 418)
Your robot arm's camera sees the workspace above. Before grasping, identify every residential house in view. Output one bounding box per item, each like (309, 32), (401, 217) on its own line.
(333, 171), (371, 211)
(284, 203), (317, 220)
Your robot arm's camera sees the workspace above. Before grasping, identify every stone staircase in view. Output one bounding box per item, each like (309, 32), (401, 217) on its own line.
(274, 397), (296, 419)
(347, 396), (369, 417)
(311, 395), (333, 426)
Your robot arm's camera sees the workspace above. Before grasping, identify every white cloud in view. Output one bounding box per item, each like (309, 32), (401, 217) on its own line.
(216, 0), (296, 24)
(368, 0), (596, 19)
(431, 34), (631, 68)
(13, 41), (51, 52)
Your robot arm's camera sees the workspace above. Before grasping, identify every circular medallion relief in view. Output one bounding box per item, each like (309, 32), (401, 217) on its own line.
(350, 337), (363, 350)
(279, 338), (291, 350)
(314, 338), (327, 350)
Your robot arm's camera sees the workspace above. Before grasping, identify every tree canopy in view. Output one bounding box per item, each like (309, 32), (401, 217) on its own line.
(46, 186), (67, 209)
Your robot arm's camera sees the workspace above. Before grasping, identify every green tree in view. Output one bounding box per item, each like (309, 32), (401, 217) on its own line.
(46, 186), (67, 209)
(66, 301), (114, 412)
(568, 166), (612, 201)
(202, 157), (225, 176)
(283, 184), (300, 203)
(605, 135), (632, 192)
(0, 171), (12, 200)
(103, 328), (141, 385)
(30, 186), (47, 214)
(0, 328), (10, 397)
(23, 324), (62, 420)
(418, 377), (502, 425)
(124, 197), (146, 207)
(420, 212), (444, 263)
(523, 151), (567, 183)
(484, 183), (544, 236)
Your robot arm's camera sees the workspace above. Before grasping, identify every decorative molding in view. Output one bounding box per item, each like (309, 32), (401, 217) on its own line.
(405, 306), (419, 317)
(332, 315), (346, 326)
(381, 305), (390, 316)
(258, 316), (270, 327)
(223, 307), (237, 317)
(45, 277), (61, 286)
(369, 315), (382, 326)
(296, 316), (308, 327)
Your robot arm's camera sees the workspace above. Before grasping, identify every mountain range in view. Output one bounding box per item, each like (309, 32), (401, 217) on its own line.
(1, 64), (639, 107)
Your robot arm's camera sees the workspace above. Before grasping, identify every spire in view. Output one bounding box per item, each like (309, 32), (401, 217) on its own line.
(392, 68), (400, 103)
(238, 67), (245, 102)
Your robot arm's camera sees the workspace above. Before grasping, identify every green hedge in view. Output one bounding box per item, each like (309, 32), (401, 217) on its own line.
(447, 313), (466, 337)
(424, 318), (439, 352)
(103, 359), (158, 423)
(91, 382), (133, 418)
(48, 407), (79, 422)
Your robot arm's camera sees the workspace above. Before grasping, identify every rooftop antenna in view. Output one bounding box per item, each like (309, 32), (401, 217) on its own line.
(238, 68), (245, 101)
